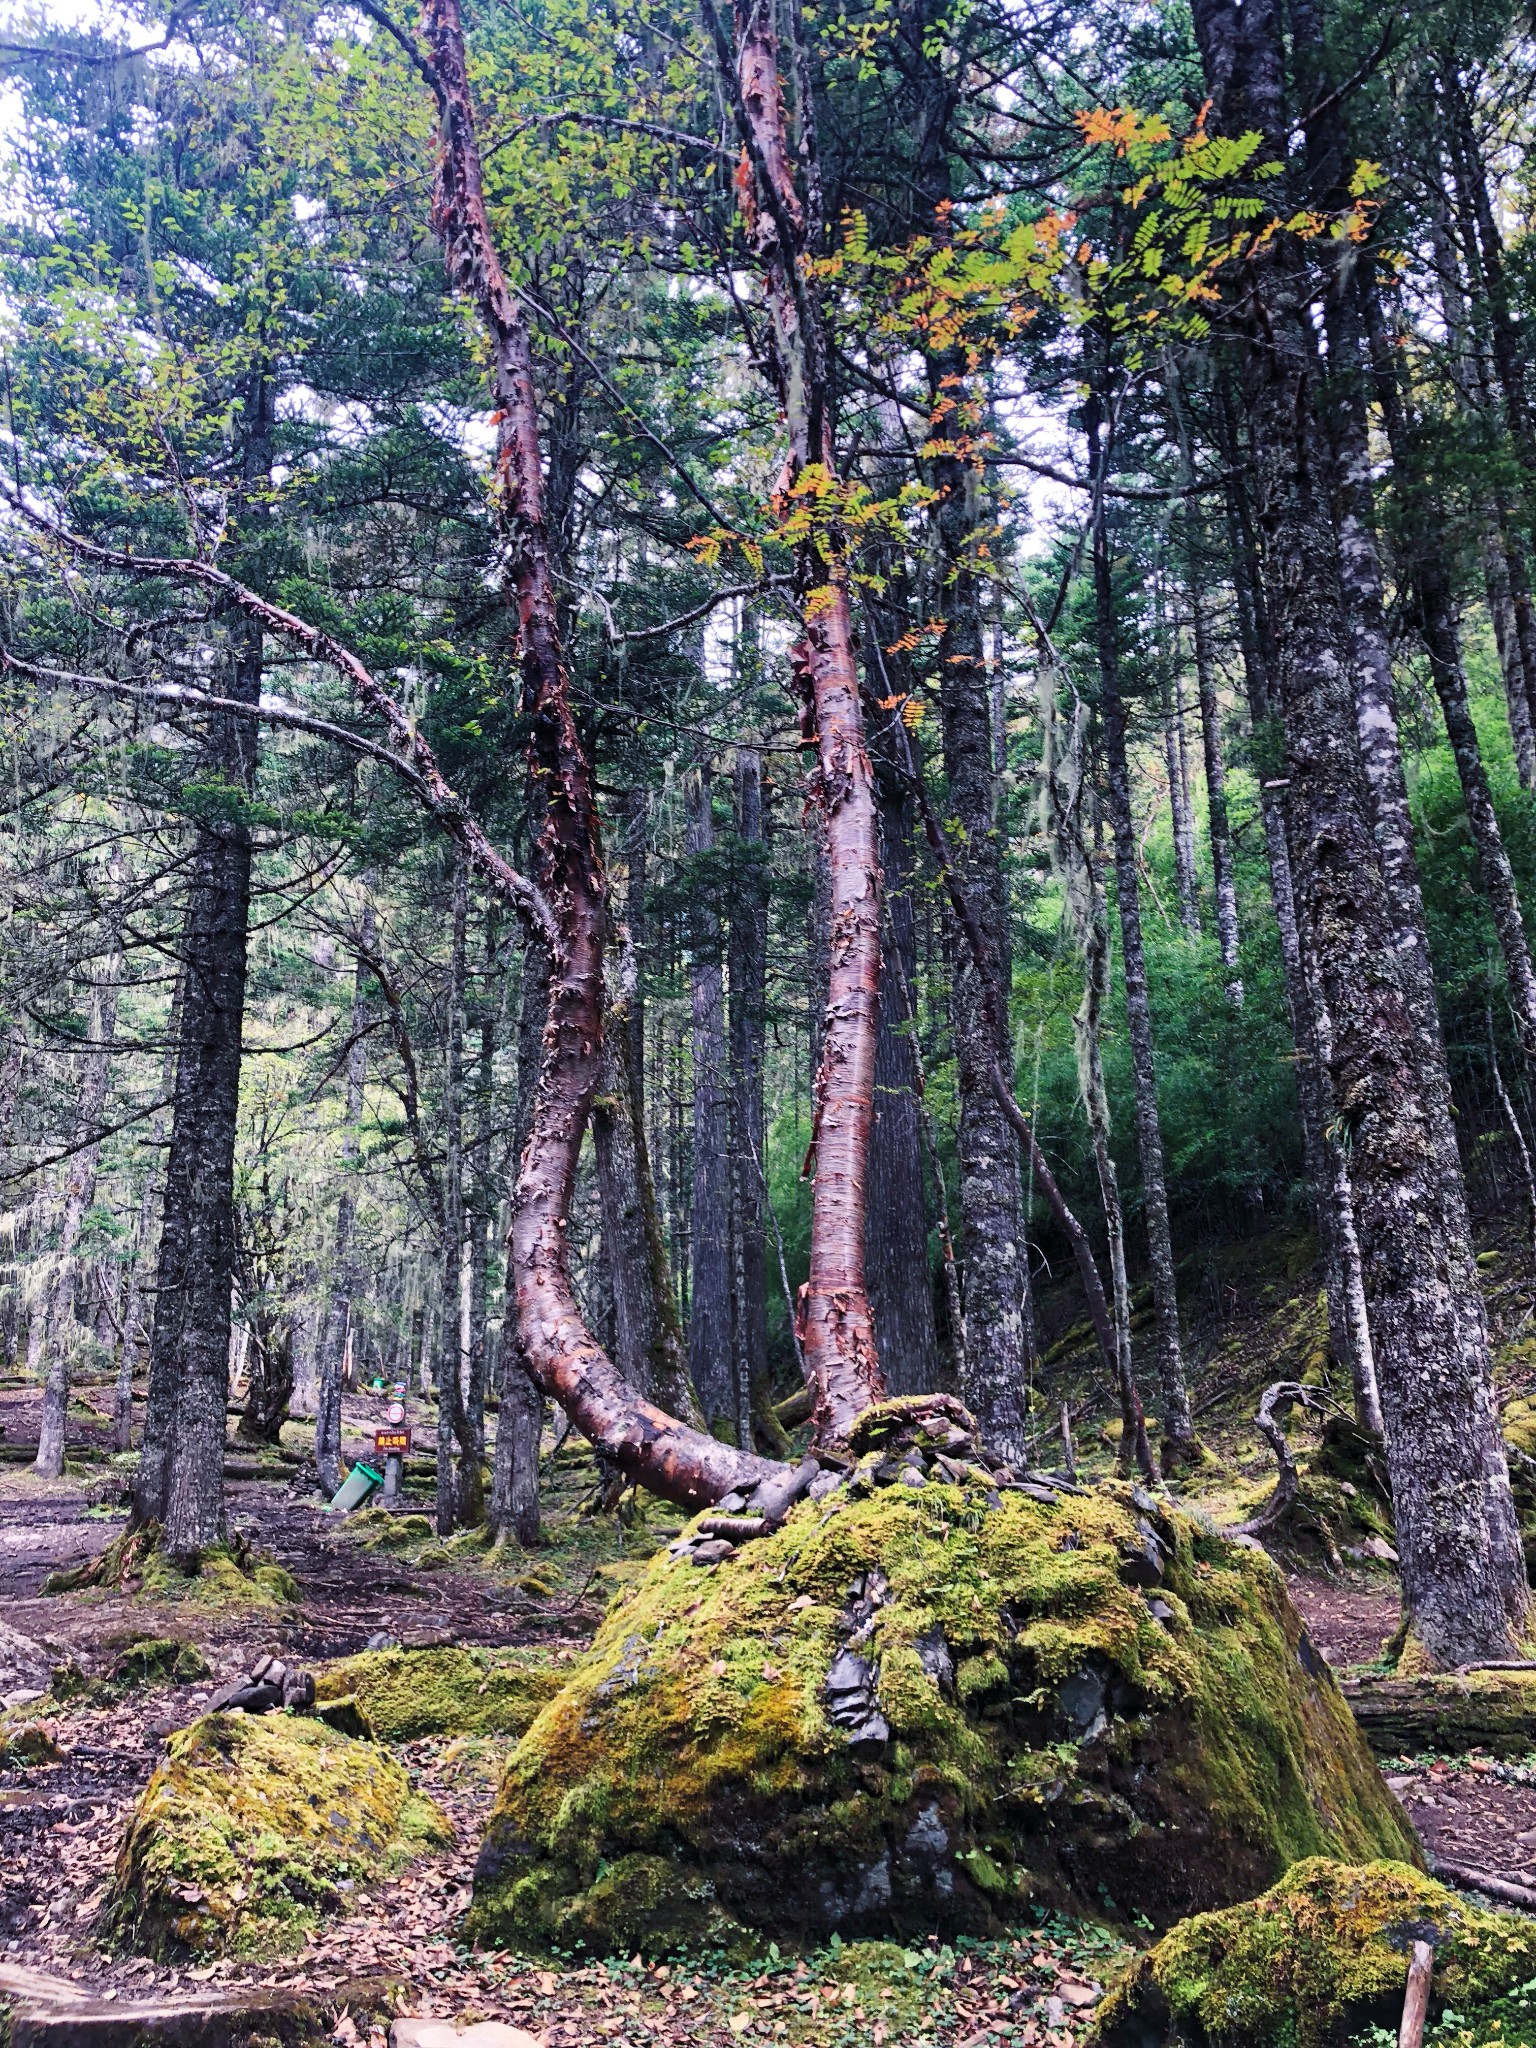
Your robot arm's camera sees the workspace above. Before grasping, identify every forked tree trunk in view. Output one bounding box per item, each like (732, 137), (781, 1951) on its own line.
(423, 0), (780, 1505)
(709, 0), (886, 1441)
(1193, 0), (1527, 1663)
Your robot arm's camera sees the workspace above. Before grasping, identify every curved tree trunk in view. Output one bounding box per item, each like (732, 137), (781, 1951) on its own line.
(423, 0), (782, 1507)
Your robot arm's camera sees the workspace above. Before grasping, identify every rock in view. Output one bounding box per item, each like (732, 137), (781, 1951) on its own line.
(108, 1710), (450, 1957)
(691, 1539), (737, 1566)
(390, 2024), (541, 2048)
(108, 1638), (212, 1688)
(0, 1723), (63, 1767)
(312, 1645), (562, 1742)
(0, 1622), (55, 1700)
(1088, 1857), (1536, 2048)
(471, 1482), (1414, 1955)
(364, 1630), (400, 1652)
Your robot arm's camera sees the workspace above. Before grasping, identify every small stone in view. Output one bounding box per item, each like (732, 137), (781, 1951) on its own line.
(717, 1492), (748, 1515)
(807, 1470), (841, 1501)
(691, 1539), (736, 1566)
(898, 1466), (926, 1488)
(1146, 1597), (1175, 1629)
(364, 1630), (400, 1652)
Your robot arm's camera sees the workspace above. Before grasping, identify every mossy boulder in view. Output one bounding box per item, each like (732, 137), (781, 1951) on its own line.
(313, 1645), (562, 1742)
(469, 1481), (1415, 1956)
(109, 1710), (450, 1958)
(1089, 1857), (1536, 2047)
(109, 1635), (213, 1687)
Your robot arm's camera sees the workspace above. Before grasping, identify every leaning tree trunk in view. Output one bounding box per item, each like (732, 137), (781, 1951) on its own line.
(1085, 369), (1198, 1470)
(1193, 0), (1526, 1664)
(424, 0), (777, 1506)
(35, 953), (119, 1479)
(685, 766), (736, 1437)
(709, 0), (887, 1441)
(926, 357), (1036, 1463)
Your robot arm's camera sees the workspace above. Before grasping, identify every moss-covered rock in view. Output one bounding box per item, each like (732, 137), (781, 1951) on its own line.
(109, 1635), (213, 1686)
(108, 1710), (450, 1958)
(469, 1481), (1416, 1956)
(1347, 1668), (1536, 1757)
(1089, 1857), (1536, 2047)
(0, 1722), (62, 1767)
(313, 1645), (562, 1742)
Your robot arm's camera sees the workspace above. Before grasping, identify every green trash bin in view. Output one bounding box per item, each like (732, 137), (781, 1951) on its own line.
(327, 1462), (383, 1514)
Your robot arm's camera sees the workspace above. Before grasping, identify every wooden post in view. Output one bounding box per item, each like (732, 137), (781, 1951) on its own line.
(1399, 1939), (1434, 2048)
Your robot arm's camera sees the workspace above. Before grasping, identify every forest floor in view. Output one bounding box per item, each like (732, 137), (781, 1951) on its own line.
(3, 1219), (1536, 2044)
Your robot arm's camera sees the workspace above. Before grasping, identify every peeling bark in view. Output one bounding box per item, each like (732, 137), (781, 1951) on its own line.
(708, 0), (886, 1443)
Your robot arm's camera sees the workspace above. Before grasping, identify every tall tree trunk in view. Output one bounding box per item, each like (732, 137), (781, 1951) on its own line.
(135, 383), (269, 1555)
(592, 928), (700, 1422)
(1217, 392), (1379, 1426)
(709, 0), (886, 1442)
(1085, 369), (1198, 1469)
(926, 358), (1036, 1460)
(459, 955), (495, 1525)
(116, 972), (181, 1451)
(1356, 268), (1536, 1078)
(1165, 662), (1202, 935)
(865, 729), (940, 1398)
(1192, 0), (1526, 1662)
(684, 766), (736, 1436)
(729, 748), (782, 1442)
(1186, 544), (1242, 1002)
(491, 942), (550, 1544)
(316, 894), (374, 1497)
(35, 954), (119, 1478)
(435, 850), (470, 1535)
(425, 0), (779, 1505)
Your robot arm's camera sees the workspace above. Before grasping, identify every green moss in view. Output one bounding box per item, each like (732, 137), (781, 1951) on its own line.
(108, 1710), (450, 1959)
(824, 1940), (930, 2029)
(109, 1636), (213, 1686)
(137, 1545), (298, 1611)
(1089, 1858), (1536, 2048)
(313, 1645), (562, 1741)
(470, 1482), (1415, 1957)
(1351, 1668), (1536, 1756)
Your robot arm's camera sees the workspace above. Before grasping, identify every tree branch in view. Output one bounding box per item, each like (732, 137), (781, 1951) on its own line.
(0, 502), (560, 954)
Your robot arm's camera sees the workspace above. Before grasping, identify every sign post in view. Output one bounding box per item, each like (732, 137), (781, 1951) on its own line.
(376, 1401), (410, 1505)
